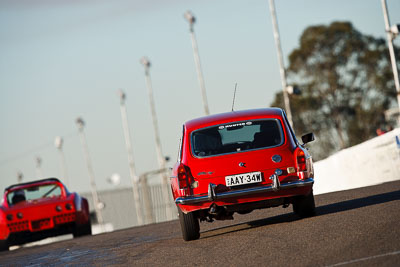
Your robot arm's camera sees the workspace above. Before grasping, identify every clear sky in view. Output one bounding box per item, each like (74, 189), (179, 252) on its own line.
(1, 0), (399, 193)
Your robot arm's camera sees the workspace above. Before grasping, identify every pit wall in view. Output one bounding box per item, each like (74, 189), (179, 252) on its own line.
(313, 128), (400, 195)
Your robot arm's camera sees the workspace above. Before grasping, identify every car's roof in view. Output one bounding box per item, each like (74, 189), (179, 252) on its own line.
(184, 108), (284, 131)
(4, 178), (63, 192)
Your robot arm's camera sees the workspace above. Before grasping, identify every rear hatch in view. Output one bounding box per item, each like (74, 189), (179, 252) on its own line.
(6, 197), (74, 232)
(187, 119), (297, 194)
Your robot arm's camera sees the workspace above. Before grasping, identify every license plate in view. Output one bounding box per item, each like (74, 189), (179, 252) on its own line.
(225, 171), (262, 187)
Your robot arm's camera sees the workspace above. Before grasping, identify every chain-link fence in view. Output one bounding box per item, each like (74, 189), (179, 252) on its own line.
(81, 181), (177, 231)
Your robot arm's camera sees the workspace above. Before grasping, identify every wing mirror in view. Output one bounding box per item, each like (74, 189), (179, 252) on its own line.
(301, 133), (315, 144)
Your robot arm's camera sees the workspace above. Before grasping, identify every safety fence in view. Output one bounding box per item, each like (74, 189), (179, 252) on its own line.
(82, 183), (177, 231)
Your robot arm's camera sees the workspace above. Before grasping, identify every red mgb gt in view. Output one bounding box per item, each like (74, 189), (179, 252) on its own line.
(171, 108), (316, 241)
(0, 178), (91, 251)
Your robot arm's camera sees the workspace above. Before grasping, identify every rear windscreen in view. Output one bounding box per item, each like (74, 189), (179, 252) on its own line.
(7, 184), (62, 205)
(191, 119), (283, 157)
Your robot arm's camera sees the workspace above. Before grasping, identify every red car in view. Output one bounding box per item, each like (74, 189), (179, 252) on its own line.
(0, 178), (91, 251)
(171, 108), (316, 241)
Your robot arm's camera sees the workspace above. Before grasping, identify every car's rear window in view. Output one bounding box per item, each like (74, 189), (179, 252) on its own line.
(7, 184), (62, 205)
(191, 119), (284, 157)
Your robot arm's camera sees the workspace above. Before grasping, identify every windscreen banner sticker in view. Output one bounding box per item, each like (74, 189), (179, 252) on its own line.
(218, 121), (252, 130)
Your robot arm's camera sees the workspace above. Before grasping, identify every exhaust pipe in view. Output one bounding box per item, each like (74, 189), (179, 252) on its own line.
(208, 203), (233, 220)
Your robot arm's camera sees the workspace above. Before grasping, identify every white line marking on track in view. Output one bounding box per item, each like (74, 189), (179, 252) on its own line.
(326, 250), (400, 266)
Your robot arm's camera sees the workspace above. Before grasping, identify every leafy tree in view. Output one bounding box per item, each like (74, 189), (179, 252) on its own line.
(271, 21), (399, 160)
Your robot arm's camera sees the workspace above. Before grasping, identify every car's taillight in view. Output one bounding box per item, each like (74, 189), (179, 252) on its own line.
(295, 147), (307, 172)
(177, 163), (190, 189)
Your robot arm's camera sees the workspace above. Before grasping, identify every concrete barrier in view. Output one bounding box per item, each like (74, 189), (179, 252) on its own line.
(313, 128), (400, 195)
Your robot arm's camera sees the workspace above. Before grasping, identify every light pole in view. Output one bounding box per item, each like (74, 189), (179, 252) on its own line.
(54, 136), (70, 187)
(184, 10), (210, 116)
(140, 57), (174, 220)
(75, 117), (104, 229)
(35, 156), (44, 178)
(381, 0), (400, 124)
(117, 89), (144, 225)
(268, 0), (294, 127)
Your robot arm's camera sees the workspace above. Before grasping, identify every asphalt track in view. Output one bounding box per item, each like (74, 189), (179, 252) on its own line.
(1, 180), (400, 266)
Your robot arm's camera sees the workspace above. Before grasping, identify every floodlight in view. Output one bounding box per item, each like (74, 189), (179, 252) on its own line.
(117, 89), (126, 101)
(54, 136), (63, 149)
(184, 11), (196, 25)
(286, 85), (301, 95)
(390, 24), (400, 36)
(76, 117), (85, 130)
(140, 57), (151, 68)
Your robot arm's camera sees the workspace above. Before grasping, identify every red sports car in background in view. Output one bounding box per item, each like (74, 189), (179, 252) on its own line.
(171, 108), (316, 241)
(0, 178), (91, 251)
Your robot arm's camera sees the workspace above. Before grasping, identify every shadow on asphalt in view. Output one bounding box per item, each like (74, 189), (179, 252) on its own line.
(315, 190), (400, 216)
(200, 190), (400, 239)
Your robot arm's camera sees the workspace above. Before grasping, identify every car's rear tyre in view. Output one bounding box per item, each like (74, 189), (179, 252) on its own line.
(293, 190), (316, 218)
(73, 221), (92, 238)
(178, 208), (200, 241)
(0, 239), (9, 252)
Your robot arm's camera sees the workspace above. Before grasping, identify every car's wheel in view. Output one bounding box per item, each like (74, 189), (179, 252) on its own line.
(73, 221), (92, 238)
(178, 208), (200, 241)
(0, 239), (9, 252)
(293, 190), (316, 218)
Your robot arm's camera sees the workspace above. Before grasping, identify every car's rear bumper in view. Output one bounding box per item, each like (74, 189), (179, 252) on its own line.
(5, 222), (76, 246)
(175, 178), (314, 205)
